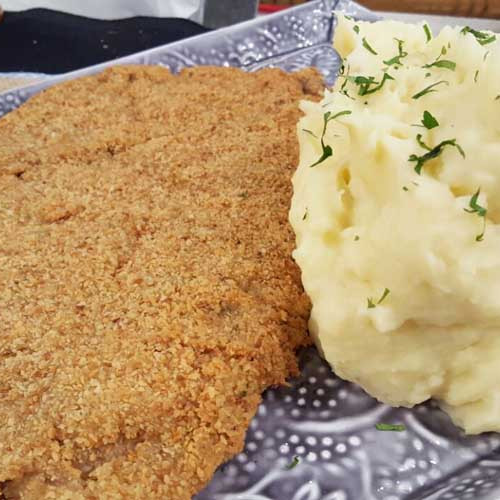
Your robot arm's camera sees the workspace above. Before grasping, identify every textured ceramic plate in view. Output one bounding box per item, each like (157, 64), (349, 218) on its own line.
(1, 2), (500, 499)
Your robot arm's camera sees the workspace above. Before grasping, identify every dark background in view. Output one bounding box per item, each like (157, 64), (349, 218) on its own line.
(0, 9), (209, 73)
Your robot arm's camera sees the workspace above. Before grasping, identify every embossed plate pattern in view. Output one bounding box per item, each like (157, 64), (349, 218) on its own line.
(1, 2), (500, 499)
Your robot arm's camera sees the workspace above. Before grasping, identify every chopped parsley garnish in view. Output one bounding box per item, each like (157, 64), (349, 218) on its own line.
(302, 209), (308, 221)
(383, 38), (407, 66)
(465, 189), (487, 217)
(402, 186), (409, 191)
(421, 110), (439, 129)
(302, 129), (318, 138)
(378, 288), (390, 304)
(461, 26), (496, 46)
(367, 288), (390, 309)
(464, 188), (487, 241)
(412, 80), (449, 99)
(496, 95), (500, 101)
(354, 235), (360, 241)
(309, 137), (332, 168)
(308, 110), (351, 168)
(423, 47), (456, 71)
(347, 75), (374, 89)
(329, 110), (352, 119)
(376, 423), (406, 432)
(362, 37), (378, 55)
(409, 135), (465, 175)
(416, 133), (431, 151)
(423, 23), (432, 42)
(347, 75), (375, 92)
(474, 70), (479, 83)
(346, 73), (394, 96)
(339, 63), (355, 100)
(353, 25), (360, 34)
(423, 59), (456, 71)
(286, 456), (300, 470)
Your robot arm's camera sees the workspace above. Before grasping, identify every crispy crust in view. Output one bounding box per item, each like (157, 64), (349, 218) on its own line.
(0, 65), (322, 499)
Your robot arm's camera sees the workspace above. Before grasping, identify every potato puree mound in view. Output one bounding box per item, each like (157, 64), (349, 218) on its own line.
(290, 15), (500, 434)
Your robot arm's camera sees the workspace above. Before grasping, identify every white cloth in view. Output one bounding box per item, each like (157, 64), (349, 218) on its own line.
(1, 0), (204, 22)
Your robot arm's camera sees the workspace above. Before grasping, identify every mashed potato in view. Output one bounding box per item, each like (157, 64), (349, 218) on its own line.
(290, 15), (500, 434)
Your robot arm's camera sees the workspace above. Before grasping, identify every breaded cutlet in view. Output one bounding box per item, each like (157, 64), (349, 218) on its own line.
(0, 65), (323, 499)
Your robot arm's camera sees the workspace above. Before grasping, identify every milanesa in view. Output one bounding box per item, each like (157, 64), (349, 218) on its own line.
(0, 65), (322, 499)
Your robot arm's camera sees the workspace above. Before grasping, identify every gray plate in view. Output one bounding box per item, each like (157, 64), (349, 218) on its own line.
(1, 2), (500, 499)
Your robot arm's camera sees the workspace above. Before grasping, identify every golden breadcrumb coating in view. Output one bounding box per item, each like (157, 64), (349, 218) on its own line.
(0, 65), (322, 499)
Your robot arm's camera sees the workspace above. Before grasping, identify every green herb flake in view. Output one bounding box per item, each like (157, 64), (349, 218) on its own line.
(423, 23), (432, 42)
(302, 209), (308, 221)
(416, 133), (432, 151)
(461, 26), (496, 46)
(376, 423), (406, 432)
(353, 25), (360, 34)
(347, 73), (394, 96)
(365, 73), (394, 94)
(378, 288), (390, 304)
(423, 48), (456, 71)
(362, 37), (378, 55)
(309, 145), (332, 168)
(383, 38), (407, 66)
(354, 235), (360, 241)
(425, 72), (431, 78)
(302, 129), (318, 138)
(367, 288), (390, 309)
(339, 64), (355, 100)
(474, 70), (479, 83)
(286, 456), (300, 470)
(402, 186), (409, 191)
(496, 95), (500, 100)
(344, 15), (353, 20)
(412, 80), (449, 99)
(348, 75), (376, 86)
(421, 110), (439, 129)
(308, 110), (352, 168)
(464, 188), (487, 241)
(423, 59), (456, 71)
(341, 90), (355, 100)
(329, 110), (353, 120)
(409, 135), (465, 175)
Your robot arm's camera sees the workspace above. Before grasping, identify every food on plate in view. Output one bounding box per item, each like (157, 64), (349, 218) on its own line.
(290, 14), (500, 434)
(0, 65), (323, 498)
